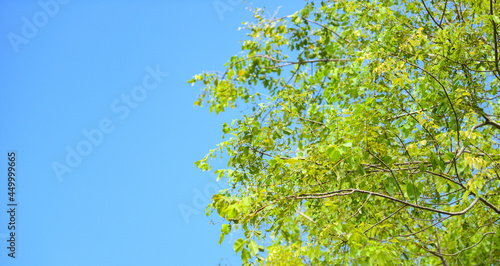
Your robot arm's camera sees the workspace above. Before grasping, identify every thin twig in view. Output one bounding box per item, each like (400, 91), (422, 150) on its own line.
(364, 205), (406, 234)
(345, 194), (371, 222)
(367, 150), (407, 201)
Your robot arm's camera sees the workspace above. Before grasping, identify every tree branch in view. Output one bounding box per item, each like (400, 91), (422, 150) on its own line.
(345, 194), (371, 222)
(286, 189), (480, 216)
(421, 0), (444, 30)
(364, 205), (407, 234)
(367, 149), (407, 201)
(394, 55), (461, 147)
(490, 0), (500, 77)
(423, 232), (496, 256)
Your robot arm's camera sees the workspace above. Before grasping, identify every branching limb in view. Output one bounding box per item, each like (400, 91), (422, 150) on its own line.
(421, 0), (444, 30)
(390, 216), (452, 239)
(286, 189), (480, 216)
(367, 149), (407, 201)
(422, 232), (496, 256)
(394, 55), (461, 146)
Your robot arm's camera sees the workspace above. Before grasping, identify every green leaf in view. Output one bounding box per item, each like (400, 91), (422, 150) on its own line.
(300, 5), (312, 18)
(241, 248), (251, 262)
(219, 233), (225, 245)
(493, 15), (500, 24)
(248, 239), (259, 256)
(283, 127), (293, 135)
(222, 122), (230, 134)
(327, 147), (341, 161)
(227, 206), (237, 219)
(407, 183), (420, 202)
(445, 152), (455, 161)
(385, 176), (395, 196)
(341, 142), (353, 147)
(234, 238), (246, 253)
(430, 154), (438, 170)
(419, 163), (427, 173)
(437, 158), (445, 171)
(222, 224), (231, 234)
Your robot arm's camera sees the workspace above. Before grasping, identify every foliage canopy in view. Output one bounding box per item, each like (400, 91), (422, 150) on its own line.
(191, 0), (500, 264)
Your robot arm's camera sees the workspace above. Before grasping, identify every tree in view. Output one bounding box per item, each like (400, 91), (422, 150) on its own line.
(190, 1), (500, 264)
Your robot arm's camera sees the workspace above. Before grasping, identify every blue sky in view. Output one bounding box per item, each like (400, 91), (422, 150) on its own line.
(0, 1), (306, 265)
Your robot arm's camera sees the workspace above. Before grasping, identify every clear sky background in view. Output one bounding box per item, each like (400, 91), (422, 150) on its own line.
(0, 1), (307, 265)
